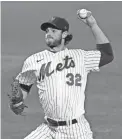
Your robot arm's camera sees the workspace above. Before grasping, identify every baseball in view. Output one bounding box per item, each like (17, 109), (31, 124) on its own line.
(77, 9), (91, 19)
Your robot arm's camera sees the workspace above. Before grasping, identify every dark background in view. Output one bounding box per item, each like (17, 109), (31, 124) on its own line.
(1, 1), (122, 139)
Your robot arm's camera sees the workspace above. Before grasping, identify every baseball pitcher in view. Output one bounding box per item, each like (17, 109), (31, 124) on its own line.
(8, 9), (114, 139)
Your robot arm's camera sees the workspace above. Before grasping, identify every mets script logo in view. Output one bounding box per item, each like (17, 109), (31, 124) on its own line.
(38, 56), (75, 81)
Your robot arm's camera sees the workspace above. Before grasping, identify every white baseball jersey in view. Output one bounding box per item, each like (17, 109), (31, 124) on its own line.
(16, 48), (101, 121)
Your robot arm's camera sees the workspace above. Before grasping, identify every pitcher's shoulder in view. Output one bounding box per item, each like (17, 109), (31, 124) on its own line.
(69, 48), (84, 53)
(24, 50), (47, 63)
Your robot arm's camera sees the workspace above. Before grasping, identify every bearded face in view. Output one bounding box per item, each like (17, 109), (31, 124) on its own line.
(45, 28), (63, 48)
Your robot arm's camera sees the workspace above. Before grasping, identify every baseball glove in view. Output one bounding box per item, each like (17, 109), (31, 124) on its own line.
(8, 77), (28, 115)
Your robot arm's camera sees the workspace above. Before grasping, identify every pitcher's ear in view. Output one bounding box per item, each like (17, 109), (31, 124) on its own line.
(62, 31), (68, 39)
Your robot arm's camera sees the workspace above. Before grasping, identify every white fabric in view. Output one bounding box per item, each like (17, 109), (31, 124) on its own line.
(16, 48), (101, 120)
(24, 115), (93, 139)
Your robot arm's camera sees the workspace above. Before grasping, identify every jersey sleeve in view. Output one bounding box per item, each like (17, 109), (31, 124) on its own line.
(83, 50), (101, 73)
(16, 55), (38, 85)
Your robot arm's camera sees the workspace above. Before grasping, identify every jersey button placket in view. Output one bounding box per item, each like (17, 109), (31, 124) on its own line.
(55, 55), (62, 118)
(51, 55), (58, 119)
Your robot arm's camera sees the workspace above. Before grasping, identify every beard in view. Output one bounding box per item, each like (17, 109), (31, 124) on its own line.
(46, 37), (62, 48)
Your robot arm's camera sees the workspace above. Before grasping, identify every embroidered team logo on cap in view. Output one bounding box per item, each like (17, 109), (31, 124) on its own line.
(51, 17), (56, 21)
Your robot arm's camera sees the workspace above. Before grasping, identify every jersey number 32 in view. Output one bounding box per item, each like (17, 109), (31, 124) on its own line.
(66, 73), (82, 86)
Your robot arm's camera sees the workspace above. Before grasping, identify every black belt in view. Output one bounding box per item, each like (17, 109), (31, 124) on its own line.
(46, 118), (78, 126)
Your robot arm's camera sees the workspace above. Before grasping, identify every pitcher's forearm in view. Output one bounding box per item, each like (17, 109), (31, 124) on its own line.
(90, 23), (109, 44)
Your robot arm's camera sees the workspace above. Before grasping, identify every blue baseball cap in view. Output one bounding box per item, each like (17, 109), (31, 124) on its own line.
(41, 16), (69, 31)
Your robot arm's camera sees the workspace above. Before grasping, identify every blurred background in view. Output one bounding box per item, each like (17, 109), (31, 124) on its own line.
(1, 1), (122, 139)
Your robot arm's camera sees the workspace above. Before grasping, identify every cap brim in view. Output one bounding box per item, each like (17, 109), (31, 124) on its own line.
(41, 22), (59, 31)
